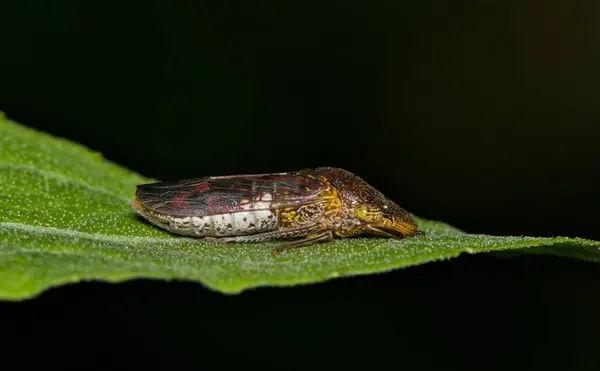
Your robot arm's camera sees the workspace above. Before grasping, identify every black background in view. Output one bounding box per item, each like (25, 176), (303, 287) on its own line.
(1, 1), (599, 370)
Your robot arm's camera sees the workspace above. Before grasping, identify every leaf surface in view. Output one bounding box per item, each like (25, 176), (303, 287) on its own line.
(1, 113), (599, 300)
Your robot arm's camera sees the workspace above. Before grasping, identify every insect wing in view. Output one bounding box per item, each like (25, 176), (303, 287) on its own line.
(135, 172), (330, 217)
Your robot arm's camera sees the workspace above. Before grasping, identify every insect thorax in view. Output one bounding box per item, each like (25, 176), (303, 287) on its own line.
(278, 185), (343, 230)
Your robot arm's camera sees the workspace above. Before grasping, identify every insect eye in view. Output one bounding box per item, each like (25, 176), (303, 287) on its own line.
(355, 205), (382, 222)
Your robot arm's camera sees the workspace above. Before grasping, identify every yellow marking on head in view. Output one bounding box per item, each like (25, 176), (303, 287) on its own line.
(355, 204), (383, 223)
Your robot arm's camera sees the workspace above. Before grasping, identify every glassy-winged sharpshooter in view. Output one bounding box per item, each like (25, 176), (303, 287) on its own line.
(133, 167), (424, 254)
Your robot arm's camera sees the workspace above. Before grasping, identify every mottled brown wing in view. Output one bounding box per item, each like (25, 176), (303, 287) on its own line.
(135, 172), (330, 217)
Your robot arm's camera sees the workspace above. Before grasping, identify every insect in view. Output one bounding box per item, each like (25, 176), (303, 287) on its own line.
(133, 167), (424, 255)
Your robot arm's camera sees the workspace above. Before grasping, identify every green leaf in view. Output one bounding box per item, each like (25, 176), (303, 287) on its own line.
(1, 112), (599, 301)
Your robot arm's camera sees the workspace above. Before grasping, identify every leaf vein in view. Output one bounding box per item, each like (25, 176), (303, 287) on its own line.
(0, 160), (131, 203)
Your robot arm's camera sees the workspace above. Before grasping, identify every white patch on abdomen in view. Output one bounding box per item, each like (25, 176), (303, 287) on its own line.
(187, 194), (278, 237)
(210, 213), (235, 236)
(168, 216), (192, 233)
(191, 216), (212, 236)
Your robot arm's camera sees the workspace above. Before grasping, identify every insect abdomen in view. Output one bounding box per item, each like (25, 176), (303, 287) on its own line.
(164, 209), (279, 237)
(134, 175), (326, 238)
(198, 210), (277, 236)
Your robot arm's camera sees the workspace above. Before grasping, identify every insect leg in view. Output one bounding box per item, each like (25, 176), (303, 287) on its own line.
(272, 231), (334, 256)
(202, 225), (324, 244)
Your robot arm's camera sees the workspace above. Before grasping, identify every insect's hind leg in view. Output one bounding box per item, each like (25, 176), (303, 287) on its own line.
(273, 231), (334, 256)
(201, 225), (324, 245)
(202, 227), (333, 255)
